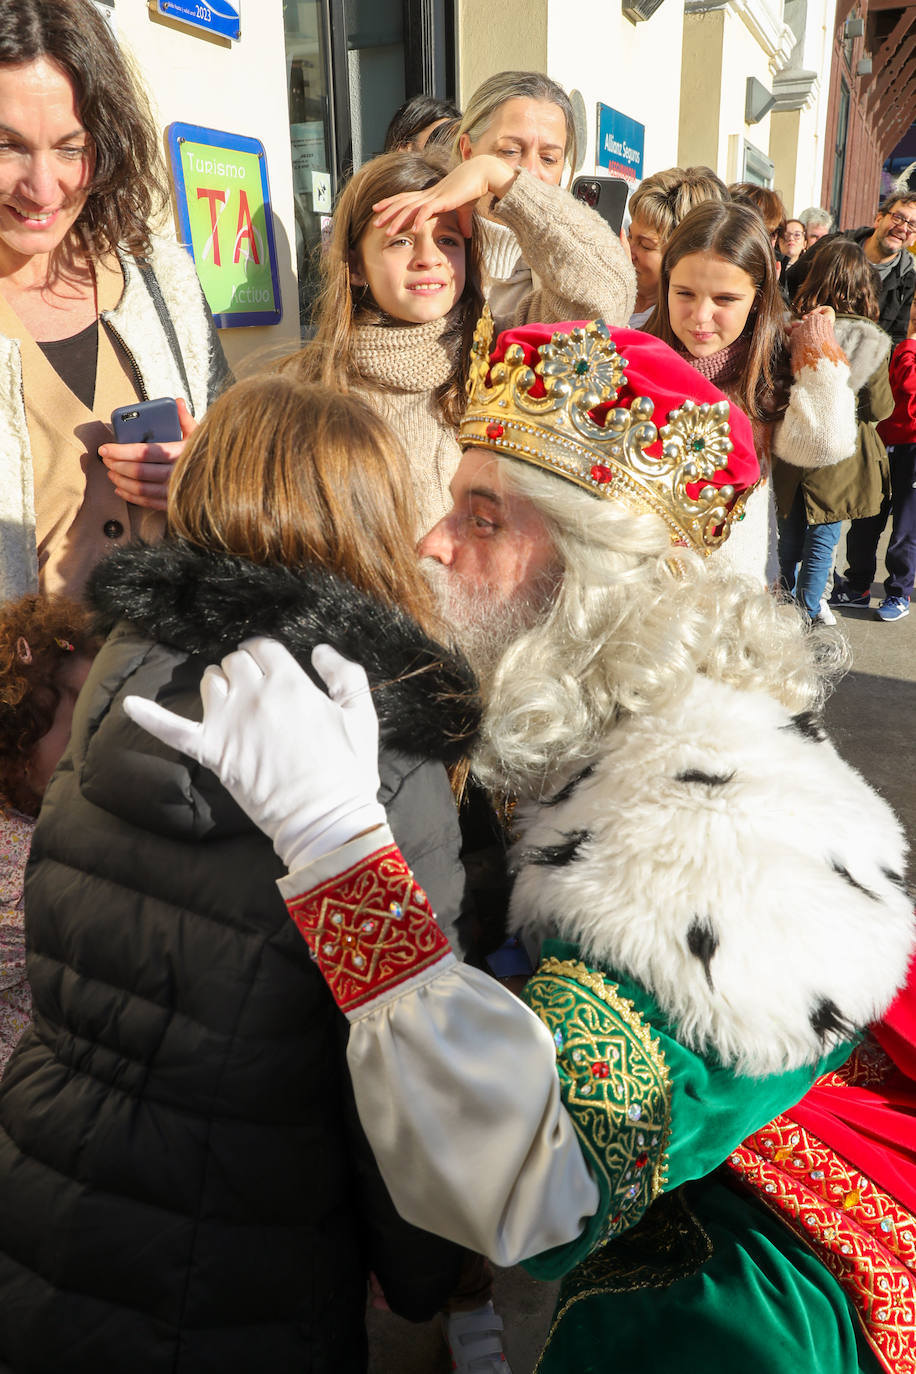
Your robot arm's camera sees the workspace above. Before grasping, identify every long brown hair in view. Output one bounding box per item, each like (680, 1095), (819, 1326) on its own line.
(0, 0), (167, 257)
(728, 182), (786, 238)
(647, 200), (791, 423)
(296, 149), (484, 427)
(793, 237), (880, 321)
(167, 375), (440, 635)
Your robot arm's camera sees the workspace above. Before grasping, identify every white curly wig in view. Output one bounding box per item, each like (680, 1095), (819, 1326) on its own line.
(470, 459), (849, 801)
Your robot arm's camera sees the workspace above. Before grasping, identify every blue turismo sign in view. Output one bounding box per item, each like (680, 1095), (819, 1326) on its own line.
(156, 1), (241, 41)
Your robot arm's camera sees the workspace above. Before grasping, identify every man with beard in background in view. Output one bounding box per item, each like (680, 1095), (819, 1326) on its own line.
(849, 194), (916, 347)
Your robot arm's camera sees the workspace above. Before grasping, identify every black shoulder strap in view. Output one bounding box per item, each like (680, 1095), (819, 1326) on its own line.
(136, 255), (195, 415)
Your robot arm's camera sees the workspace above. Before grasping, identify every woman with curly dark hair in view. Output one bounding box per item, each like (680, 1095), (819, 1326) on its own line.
(0, 592), (96, 1074)
(0, 0), (230, 605)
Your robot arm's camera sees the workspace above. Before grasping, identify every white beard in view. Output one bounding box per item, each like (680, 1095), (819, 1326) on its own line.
(419, 558), (554, 689)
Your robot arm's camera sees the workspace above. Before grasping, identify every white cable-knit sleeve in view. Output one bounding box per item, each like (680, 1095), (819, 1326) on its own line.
(278, 827), (600, 1265)
(489, 170), (636, 329)
(772, 312), (856, 469)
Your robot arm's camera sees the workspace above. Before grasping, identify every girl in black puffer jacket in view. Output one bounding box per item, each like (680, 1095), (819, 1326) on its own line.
(0, 376), (480, 1373)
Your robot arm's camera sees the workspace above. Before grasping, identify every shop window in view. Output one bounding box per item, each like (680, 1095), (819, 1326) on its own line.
(742, 141), (774, 188)
(284, 0), (334, 330)
(347, 0), (406, 166)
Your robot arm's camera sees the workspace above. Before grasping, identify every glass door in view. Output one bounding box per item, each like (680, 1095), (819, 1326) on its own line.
(283, 0), (334, 330)
(345, 0), (406, 168)
(283, 0), (454, 334)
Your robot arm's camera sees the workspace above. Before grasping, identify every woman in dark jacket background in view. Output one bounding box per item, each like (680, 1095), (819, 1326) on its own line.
(0, 376), (478, 1372)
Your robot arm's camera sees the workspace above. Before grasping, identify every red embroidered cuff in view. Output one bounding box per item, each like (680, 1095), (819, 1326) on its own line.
(285, 843), (453, 1016)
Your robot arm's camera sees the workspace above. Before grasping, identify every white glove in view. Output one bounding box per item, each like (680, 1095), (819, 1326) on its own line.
(123, 637), (386, 870)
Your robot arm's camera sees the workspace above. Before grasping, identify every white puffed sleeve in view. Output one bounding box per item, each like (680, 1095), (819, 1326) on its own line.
(279, 827), (600, 1265)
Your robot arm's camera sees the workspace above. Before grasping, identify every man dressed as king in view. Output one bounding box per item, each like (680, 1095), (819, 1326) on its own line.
(127, 313), (916, 1374)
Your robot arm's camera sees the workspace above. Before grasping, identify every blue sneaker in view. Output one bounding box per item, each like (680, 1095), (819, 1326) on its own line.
(876, 596), (910, 622)
(828, 579), (870, 609)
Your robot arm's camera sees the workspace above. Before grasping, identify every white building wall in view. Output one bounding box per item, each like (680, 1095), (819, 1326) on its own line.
(458, 1), (549, 105)
(544, 0), (685, 179)
(457, 0), (686, 185)
(720, 6), (778, 179)
(679, 0), (798, 187)
(113, 2), (301, 372)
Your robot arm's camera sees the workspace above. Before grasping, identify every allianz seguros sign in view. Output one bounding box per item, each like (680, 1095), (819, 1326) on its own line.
(596, 103), (644, 187)
(156, 1), (241, 41)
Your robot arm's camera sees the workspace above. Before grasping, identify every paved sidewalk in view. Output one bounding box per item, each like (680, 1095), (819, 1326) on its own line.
(821, 582), (915, 882)
(367, 1265), (558, 1373)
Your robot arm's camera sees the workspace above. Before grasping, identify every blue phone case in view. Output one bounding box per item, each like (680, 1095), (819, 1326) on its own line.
(110, 397), (181, 444)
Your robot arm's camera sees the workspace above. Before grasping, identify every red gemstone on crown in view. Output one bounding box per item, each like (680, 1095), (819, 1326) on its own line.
(591, 1061), (610, 1078)
(636, 1152), (648, 1169)
(486, 422), (505, 439)
(590, 464), (613, 485)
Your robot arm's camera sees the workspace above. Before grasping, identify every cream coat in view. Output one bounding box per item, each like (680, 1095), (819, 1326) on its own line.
(0, 234), (227, 601)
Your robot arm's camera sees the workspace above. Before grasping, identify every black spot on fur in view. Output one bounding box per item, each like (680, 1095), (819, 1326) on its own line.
(686, 918), (718, 991)
(882, 866), (907, 892)
(519, 831), (591, 868)
(809, 998), (854, 1045)
(542, 765), (596, 807)
(676, 769), (735, 787)
(785, 711), (828, 743)
(831, 861), (880, 903)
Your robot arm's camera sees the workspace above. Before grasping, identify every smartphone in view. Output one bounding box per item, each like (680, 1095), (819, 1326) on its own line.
(111, 397), (181, 445)
(571, 177), (629, 236)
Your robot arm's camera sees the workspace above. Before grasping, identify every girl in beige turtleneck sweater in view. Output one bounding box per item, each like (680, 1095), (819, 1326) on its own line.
(294, 145), (634, 539)
(292, 149), (481, 539)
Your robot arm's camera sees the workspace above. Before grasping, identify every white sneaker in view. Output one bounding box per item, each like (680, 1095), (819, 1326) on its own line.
(815, 598), (837, 626)
(444, 1301), (512, 1373)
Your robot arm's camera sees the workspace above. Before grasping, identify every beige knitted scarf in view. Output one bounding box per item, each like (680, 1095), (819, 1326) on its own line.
(351, 307), (464, 394)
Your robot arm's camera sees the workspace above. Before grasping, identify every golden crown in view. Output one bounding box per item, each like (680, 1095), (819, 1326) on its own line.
(457, 308), (751, 555)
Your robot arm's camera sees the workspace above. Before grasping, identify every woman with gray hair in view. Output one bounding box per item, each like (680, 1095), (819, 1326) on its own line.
(372, 70), (634, 328)
(799, 206), (834, 248)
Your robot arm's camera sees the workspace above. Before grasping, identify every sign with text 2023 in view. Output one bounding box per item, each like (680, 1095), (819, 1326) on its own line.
(156, 1), (241, 40)
(167, 123), (282, 329)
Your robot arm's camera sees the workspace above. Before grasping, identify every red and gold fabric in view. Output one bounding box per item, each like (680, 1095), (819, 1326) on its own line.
(728, 1009), (916, 1374)
(284, 834), (454, 1020)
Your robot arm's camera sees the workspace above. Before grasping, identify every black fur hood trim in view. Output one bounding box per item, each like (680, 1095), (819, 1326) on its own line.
(87, 541), (480, 765)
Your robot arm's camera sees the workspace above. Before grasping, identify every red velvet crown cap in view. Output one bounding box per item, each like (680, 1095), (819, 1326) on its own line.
(484, 321), (761, 501)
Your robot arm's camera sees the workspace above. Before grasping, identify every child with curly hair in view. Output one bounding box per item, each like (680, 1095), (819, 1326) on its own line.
(0, 594), (97, 1073)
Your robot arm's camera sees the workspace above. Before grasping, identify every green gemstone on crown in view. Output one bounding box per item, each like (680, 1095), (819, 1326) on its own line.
(574, 359), (589, 375)
(691, 438), (705, 452)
